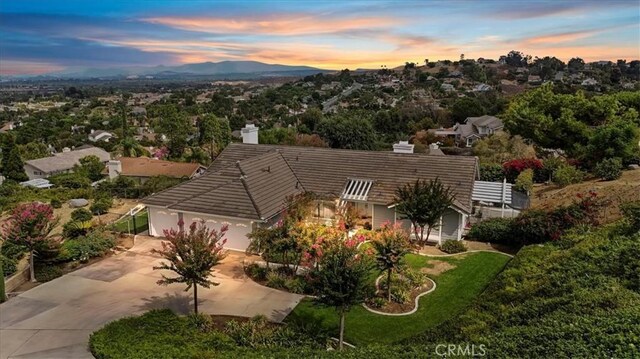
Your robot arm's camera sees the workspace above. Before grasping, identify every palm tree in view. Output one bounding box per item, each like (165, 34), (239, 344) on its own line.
(114, 137), (149, 157)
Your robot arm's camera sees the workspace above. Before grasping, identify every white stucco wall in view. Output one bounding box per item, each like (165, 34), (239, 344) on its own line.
(182, 213), (252, 252)
(147, 206), (253, 252)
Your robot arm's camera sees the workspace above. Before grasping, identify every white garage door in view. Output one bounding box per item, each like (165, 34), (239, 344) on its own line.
(182, 213), (252, 252)
(148, 207), (181, 236)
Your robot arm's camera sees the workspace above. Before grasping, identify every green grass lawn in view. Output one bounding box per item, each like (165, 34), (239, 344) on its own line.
(111, 209), (149, 234)
(285, 251), (511, 346)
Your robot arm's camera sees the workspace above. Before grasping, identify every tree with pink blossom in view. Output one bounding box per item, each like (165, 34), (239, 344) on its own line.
(152, 220), (228, 314)
(1, 202), (58, 282)
(309, 234), (372, 350)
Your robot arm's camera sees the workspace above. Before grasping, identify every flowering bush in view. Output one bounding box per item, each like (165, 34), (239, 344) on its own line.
(1, 202), (58, 282)
(503, 158), (543, 183)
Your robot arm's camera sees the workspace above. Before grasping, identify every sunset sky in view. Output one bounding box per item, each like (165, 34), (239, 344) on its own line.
(1, 0), (639, 75)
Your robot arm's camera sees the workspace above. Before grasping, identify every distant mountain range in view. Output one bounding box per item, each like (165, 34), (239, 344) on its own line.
(5, 61), (330, 80)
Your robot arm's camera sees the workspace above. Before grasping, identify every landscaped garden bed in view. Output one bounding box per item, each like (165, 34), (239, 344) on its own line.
(365, 270), (435, 314)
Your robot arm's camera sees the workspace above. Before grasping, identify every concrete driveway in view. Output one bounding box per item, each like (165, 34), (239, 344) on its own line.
(0, 237), (303, 359)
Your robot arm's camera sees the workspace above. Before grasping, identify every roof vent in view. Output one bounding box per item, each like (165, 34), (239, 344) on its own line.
(393, 141), (414, 154)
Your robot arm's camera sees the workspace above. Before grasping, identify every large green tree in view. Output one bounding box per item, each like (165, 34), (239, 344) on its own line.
(316, 114), (377, 150)
(196, 114), (231, 160)
(155, 105), (191, 159)
(450, 97), (486, 124)
(1, 135), (28, 182)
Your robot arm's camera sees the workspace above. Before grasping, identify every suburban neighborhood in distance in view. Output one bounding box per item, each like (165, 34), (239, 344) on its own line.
(0, 1), (639, 358)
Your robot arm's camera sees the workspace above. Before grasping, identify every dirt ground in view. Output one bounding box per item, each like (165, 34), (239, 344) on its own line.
(50, 198), (140, 235)
(421, 260), (456, 276)
(531, 169), (640, 223)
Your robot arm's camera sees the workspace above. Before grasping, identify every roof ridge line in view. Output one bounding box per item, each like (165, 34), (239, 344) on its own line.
(275, 150), (306, 192)
(236, 161), (263, 220)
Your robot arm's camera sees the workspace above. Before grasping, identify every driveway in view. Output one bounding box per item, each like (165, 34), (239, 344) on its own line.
(0, 237), (303, 359)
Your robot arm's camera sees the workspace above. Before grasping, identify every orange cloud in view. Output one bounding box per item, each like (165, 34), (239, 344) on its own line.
(144, 14), (401, 36)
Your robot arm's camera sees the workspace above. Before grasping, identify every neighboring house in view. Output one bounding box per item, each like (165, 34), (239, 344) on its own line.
(143, 127), (478, 251)
(24, 147), (111, 180)
(527, 75), (542, 85)
(428, 115), (504, 147)
(106, 157), (205, 183)
(472, 83), (492, 92)
(441, 83), (455, 92)
(88, 130), (115, 142)
(0, 121), (18, 133)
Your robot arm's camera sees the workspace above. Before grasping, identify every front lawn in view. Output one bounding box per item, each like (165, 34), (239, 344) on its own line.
(285, 251), (511, 345)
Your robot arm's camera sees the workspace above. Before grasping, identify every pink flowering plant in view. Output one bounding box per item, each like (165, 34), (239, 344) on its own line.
(370, 222), (412, 302)
(152, 220), (228, 314)
(1, 202), (58, 282)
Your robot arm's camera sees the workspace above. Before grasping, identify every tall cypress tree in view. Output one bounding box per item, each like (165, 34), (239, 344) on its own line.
(1, 135), (28, 182)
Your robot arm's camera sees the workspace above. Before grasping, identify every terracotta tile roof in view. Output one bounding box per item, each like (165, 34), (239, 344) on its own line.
(144, 144), (478, 220)
(117, 157), (204, 178)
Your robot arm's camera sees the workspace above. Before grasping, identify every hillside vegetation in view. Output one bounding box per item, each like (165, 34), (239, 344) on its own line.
(532, 169), (640, 223)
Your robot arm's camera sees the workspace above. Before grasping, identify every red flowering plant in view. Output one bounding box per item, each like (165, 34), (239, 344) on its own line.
(152, 220), (228, 314)
(1, 202), (58, 282)
(503, 158), (543, 183)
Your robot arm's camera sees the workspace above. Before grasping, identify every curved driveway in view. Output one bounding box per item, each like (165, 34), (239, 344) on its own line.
(0, 237), (303, 359)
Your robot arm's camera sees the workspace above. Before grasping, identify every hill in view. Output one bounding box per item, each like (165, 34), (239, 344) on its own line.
(10, 61), (328, 80)
(531, 169), (640, 223)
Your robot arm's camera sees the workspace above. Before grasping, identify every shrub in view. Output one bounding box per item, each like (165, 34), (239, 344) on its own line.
(439, 240), (467, 254)
(402, 268), (426, 287)
(265, 271), (286, 289)
(245, 263), (268, 281)
(59, 231), (117, 262)
(553, 164), (585, 187)
(224, 315), (321, 349)
(49, 172), (91, 189)
(621, 201), (640, 231)
(71, 208), (93, 222)
(466, 217), (515, 245)
(284, 277), (306, 294)
(480, 163), (504, 182)
(1, 255), (17, 278)
(90, 197), (113, 215)
(503, 158), (542, 183)
(540, 156), (565, 182)
(34, 263), (63, 282)
(514, 168), (534, 193)
(369, 297), (387, 308)
(50, 198), (62, 209)
(62, 220), (92, 239)
(594, 157), (623, 181)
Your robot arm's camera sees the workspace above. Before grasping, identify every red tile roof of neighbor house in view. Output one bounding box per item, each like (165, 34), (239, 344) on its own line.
(117, 157), (204, 178)
(143, 143), (478, 221)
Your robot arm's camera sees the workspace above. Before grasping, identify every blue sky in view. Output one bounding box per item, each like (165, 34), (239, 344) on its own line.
(1, 0), (639, 74)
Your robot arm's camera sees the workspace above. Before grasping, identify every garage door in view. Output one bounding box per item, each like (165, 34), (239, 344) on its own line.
(182, 213), (252, 252)
(148, 207), (181, 237)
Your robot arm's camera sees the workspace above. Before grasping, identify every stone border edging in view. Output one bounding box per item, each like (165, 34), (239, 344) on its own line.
(362, 275), (437, 316)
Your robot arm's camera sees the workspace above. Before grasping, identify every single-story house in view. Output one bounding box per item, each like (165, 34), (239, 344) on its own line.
(88, 130), (115, 142)
(106, 157), (206, 183)
(24, 147), (111, 180)
(143, 128), (478, 251)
